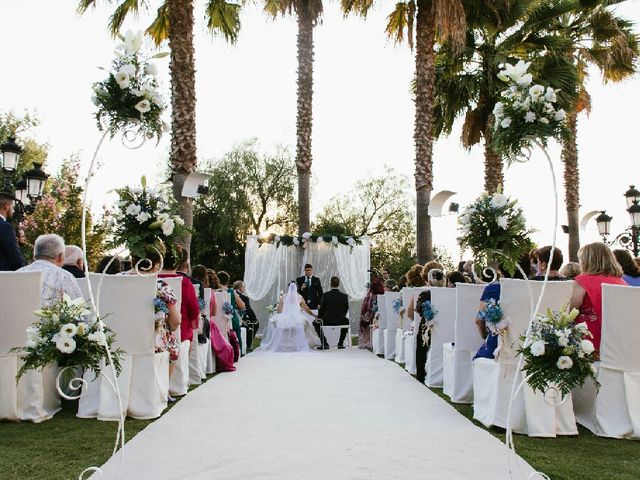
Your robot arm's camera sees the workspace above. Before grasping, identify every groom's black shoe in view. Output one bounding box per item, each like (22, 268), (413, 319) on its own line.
(316, 343), (330, 350)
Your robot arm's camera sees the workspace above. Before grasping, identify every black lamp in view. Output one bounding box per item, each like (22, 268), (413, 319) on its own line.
(595, 211), (612, 237)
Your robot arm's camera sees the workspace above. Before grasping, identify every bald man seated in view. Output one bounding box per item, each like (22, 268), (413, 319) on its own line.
(62, 245), (85, 278)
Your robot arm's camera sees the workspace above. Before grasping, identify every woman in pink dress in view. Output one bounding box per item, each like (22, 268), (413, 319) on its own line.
(192, 265), (236, 372)
(570, 242), (627, 352)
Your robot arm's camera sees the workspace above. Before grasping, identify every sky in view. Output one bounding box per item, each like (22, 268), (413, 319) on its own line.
(2, 1), (640, 261)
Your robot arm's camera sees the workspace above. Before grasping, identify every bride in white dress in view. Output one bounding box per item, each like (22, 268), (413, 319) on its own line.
(259, 282), (320, 353)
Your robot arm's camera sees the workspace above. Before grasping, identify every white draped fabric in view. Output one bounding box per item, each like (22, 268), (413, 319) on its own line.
(243, 236), (283, 301)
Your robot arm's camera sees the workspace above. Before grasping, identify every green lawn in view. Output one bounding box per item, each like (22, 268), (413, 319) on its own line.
(2, 343), (639, 480)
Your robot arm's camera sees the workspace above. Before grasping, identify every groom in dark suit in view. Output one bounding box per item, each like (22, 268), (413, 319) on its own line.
(0, 192), (24, 271)
(316, 276), (350, 349)
(297, 263), (323, 312)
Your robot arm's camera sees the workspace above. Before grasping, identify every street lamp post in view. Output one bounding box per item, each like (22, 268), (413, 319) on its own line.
(596, 185), (640, 258)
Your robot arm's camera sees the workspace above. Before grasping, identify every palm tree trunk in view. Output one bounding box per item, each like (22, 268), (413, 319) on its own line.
(296, 5), (314, 236)
(562, 110), (580, 262)
(483, 116), (504, 194)
(168, 0), (196, 251)
(414, 0), (436, 263)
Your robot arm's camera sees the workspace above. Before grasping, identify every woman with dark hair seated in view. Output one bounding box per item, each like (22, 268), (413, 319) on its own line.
(446, 271), (467, 287)
(613, 249), (640, 287)
(96, 255), (122, 274)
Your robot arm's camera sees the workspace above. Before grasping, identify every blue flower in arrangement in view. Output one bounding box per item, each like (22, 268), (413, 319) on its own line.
(222, 301), (233, 315)
(154, 297), (169, 314)
(198, 297), (206, 311)
(421, 300), (437, 322)
(392, 297), (403, 314)
(479, 299), (503, 325)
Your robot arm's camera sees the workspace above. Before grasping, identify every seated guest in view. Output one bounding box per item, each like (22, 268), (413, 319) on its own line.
(529, 248), (540, 278)
(559, 262), (581, 280)
(0, 191), (25, 271)
(427, 269), (445, 288)
(406, 264), (426, 319)
(397, 275), (407, 289)
(570, 242), (626, 351)
(234, 280), (259, 351)
(207, 269), (220, 290)
(415, 269), (445, 383)
(382, 268), (391, 282)
(62, 245), (85, 278)
(217, 271), (245, 359)
(18, 234), (82, 305)
(384, 279), (398, 292)
(317, 276), (350, 349)
(474, 264), (511, 360)
(613, 249), (640, 287)
(420, 261), (444, 285)
(532, 246), (565, 281)
(359, 277), (384, 349)
(463, 260), (476, 283)
(446, 271), (467, 287)
(96, 255), (122, 274)
(158, 246), (200, 350)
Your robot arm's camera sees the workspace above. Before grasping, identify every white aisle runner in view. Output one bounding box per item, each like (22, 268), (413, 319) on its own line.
(95, 349), (534, 479)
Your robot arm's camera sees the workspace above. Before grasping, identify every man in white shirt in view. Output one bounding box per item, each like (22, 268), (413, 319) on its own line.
(18, 234), (83, 305)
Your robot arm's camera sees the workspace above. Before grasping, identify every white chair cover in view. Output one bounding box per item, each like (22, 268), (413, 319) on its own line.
(384, 292), (401, 360)
(0, 271), (62, 423)
(403, 334), (416, 374)
(426, 288), (456, 387)
(473, 279), (576, 436)
(573, 284), (640, 438)
(203, 289), (215, 375)
(395, 288), (414, 365)
(77, 274), (168, 420)
(241, 327), (248, 356)
(442, 283), (485, 404)
(212, 291), (230, 334)
(376, 294), (388, 356)
(163, 277), (190, 397)
(372, 329), (381, 356)
(189, 284), (204, 386)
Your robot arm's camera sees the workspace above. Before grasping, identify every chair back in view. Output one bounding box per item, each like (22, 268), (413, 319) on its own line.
(203, 288), (212, 321)
(401, 287), (414, 329)
(601, 284), (640, 371)
(163, 277), (183, 309)
(77, 277), (91, 301)
(499, 279), (573, 362)
(377, 294), (389, 329)
(430, 287), (456, 343)
(0, 272), (42, 355)
(454, 283), (486, 352)
(213, 291), (230, 332)
(86, 273), (157, 355)
(384, 292), (401, 330)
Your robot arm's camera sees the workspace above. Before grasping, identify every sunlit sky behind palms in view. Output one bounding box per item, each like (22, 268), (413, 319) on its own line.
(2, 1), (640, 261)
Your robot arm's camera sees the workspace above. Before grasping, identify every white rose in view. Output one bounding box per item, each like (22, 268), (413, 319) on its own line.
(530, 340), (546, 357)
(158, 212), (169, 222)
(554, 109), (566, 121)
(114, 72), (130, 89)
(492, 102), (504, 116)
(544, 87), (557, 103)
(529, 84), (545, 98)
(174, 216), (185, 226)
(557, 335), (568, 347)
(500, 117), (512, 128)
(525, 111), (536, 123)
(580, 339), (595, 355)
(126, 203), (142, 216)
(161, 218), (175, 236)
(292, 238), (300, 246)
(88, 331), (107, 346)
(274, 235), (281, 243)
(60, 323), (78, 337)
(316, 236), (323, 243)
(540, 117), (549, 125)
(497, 215), (509, 230)
(136, 211), (151, 224)
(26, 340), (39, 349)
(302, 232), (312, 240)
(130, 88), (142, 96)
(490, 193), (508, 209)
(135, 99), (151, 114)
(119, 63), (136, 77)
(26, 326), (40, 342)
(516, 73), (533, 86)
(55, 336), (77, 354)
(123, 30), (143, 55)
(347, 237), (356, 247)
(556, 356), (573, 370)
(145, 62), (158, 76)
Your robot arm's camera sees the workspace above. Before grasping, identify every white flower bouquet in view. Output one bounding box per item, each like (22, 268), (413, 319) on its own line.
(518, 306), (599, 397)
(457, 192), (533, 275)
(92, 30), (167, 140)
(109, 176), (188, 260)
(12, 294), (123, 383)
(492, 60), (568, 159)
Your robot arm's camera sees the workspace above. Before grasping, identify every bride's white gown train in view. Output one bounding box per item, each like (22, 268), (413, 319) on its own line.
(259, 284), (320, 353)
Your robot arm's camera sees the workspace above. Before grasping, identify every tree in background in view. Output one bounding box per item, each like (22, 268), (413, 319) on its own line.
(19, 156), (109, 267)
(313, 166), (454, 278)
(77, 0), (242, 252)
(191, 140), (298, 280)
(0, 111), (49, 181)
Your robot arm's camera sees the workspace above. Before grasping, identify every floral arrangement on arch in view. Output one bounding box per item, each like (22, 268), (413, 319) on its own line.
(109, 176), (188, 260)
(491, 60), (568, 159)
(458, 192), (533, 275)
(518, 306), (599, 397)
(92, 30), (168, 139)
(257, 232), (361, 249)
(11, 294), (123, 383)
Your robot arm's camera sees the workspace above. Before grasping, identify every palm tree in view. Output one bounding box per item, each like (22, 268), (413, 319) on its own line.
(77, 0), (241, 251)
(342, 0), (467, 263)
(263, 0), (323, 236)
(433, 0), (581, 195)
(548, 1), (638, 261)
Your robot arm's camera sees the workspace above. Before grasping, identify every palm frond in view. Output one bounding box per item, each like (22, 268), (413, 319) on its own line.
(77, 0), (98, 14)
(146, 2), (169, 45)
(434, 0), (466, 46)
(108, 0), (146, 36)
(206, 0), (242, 43)
(385, 1), (415, 49)
(340, 0), (375, 17)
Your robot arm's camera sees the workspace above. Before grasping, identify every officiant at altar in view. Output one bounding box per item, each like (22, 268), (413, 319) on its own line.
(296, 264), (323, 313)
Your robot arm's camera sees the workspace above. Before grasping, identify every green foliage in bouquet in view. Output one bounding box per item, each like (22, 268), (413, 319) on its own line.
(518, 306), (600, 397)
(92, 30), (167, 140)
(491, 61), (569, 159)
(457, 192), (533, 275)
(109, 176), (188, 260)
(11, 294), (123, 383)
